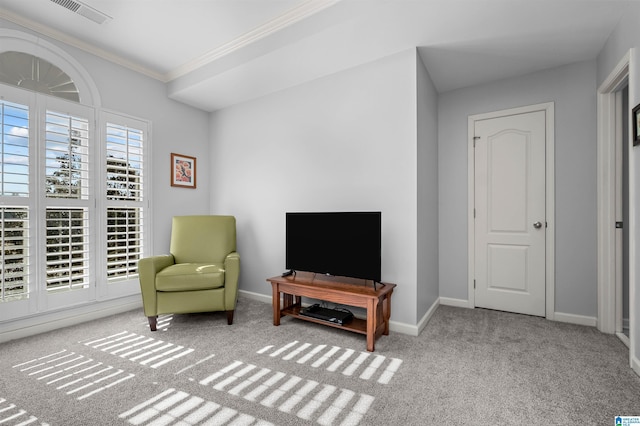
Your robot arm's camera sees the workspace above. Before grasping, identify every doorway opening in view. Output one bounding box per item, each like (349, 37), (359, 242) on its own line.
(596, 50), (632, 350)
(617, 84), (631, 344)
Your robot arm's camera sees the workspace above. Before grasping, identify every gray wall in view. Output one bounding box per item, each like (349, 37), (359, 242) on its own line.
(209, 49), (421, 327)
(438, 60), (598, 318)
(0, 19), (212, 255)
(597, 1), (640, 371)
(416, 53), (439, 320)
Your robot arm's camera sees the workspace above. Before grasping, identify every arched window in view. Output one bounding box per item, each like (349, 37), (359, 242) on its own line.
(0, 28), (101, 106)
(0, 51), (80, 102)
(0, 30), (148, 321)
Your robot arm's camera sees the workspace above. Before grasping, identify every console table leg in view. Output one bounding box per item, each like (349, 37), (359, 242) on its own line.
(272, 283), (281, 326)
(382, 294), (391, 335)
(366, 298), (376, 352)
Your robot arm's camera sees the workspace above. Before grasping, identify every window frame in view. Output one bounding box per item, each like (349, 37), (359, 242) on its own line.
(0, 83), (151, 320)
(0, 85), (37, 319)
(99, 110), (151, 299)
(37, 94), (96, 312)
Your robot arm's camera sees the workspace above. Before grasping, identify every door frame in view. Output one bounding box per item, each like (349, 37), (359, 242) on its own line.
(614, 87), (628, 345)
(597, 49), (636, 363)
(467, 102), (556, 320)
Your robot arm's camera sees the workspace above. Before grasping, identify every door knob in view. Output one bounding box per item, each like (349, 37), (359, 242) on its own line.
(533, 221), (543, 229)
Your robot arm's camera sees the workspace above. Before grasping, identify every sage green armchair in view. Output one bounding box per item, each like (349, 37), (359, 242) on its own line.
(138, 215), (240, 331)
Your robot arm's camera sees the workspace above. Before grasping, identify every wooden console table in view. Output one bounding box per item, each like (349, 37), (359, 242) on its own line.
(267, 272), (395, 352)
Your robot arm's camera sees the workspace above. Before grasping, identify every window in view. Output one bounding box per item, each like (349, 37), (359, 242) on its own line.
(44, 108), (92, 294)
(0, 51), (80, 102)
(0, 86), (149, 319)
(104, 118), (145, 283)
(1, 97), (31, 304)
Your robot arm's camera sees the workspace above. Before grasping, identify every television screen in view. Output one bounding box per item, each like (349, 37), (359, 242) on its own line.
(285, 211), (381, 282)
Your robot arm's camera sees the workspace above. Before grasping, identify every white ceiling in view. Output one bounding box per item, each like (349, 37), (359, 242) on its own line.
(0, 0), (633, 111)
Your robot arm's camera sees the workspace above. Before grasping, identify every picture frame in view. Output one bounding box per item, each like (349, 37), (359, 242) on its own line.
(633, 103), (640, 146)
(170, 153), (197, 188)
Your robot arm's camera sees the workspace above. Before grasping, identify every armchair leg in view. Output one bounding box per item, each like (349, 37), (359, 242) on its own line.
(148, 316), (158, 331)
(226, 310), (234, 325)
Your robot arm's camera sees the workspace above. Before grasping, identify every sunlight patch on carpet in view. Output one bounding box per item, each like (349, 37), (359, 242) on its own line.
(0, 397), (50, 425)
(81, 330), (194, 368)
(12, 349), (135, 400)
(199, 360), (374, 425)
(258, 341), (403, 383)
(137, 315), (174, 331)
(175, 353), (216, 375)
(119, 388), (275, 426)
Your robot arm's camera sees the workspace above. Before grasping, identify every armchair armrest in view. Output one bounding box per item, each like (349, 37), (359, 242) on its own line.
(138, 254), (175, 316)
(224, 251), (240, 310)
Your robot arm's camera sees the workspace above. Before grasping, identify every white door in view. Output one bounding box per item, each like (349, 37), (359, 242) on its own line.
(474, 110), (546, 316)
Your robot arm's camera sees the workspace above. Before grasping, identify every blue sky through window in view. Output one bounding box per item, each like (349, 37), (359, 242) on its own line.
(1, 100), (29, 197)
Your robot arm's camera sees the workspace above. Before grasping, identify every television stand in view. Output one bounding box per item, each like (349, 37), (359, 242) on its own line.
(267, 272), (396, 352)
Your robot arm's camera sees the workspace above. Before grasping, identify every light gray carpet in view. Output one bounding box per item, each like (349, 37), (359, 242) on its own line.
(1, 297), (639, 425)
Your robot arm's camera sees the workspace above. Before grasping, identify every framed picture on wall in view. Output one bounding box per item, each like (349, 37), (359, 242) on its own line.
(171, 153), (197, 188)
(633, 103), (640, 146)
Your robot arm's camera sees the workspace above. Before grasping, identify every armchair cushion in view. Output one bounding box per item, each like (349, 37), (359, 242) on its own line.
(155, 263), (225, 291)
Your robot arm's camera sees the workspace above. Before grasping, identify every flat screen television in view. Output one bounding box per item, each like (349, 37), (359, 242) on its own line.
(285, 211), (381, 282)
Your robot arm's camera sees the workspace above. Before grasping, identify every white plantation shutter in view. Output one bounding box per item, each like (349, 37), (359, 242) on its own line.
(106, 123), (143, 201)
(45, 110), (90, 199)
(106, 207), (143, 281)
(43, 102), (93, 295)
(45, 207), (90, 291)
(0, 207), (29, 301)
(104, 115), (147, 284)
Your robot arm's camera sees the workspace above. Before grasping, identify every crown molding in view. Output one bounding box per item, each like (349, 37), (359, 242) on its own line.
(0, 7), (165, 81)
(164, 0), (340, 81)
(1, 0), (340, 84)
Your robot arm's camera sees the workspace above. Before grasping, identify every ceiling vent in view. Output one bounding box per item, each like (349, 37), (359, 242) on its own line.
(49, 0), (111, 24)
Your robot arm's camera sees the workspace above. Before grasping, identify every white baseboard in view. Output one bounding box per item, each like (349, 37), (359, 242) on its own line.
(0, 295), (142, 344)
(414, 297), (439, 336)
(553, 312), (597, 327)
(632, 354), (640, 378)
(437, 298), (597, 329)
(239, 289), (272, 304)
(616, 332), (630, 348)
(389, 319), (419, 336)
(439, 297), (470, 309)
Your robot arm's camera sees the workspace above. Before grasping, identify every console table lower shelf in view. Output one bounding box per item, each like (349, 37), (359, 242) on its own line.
(267, 273), (396, 352)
